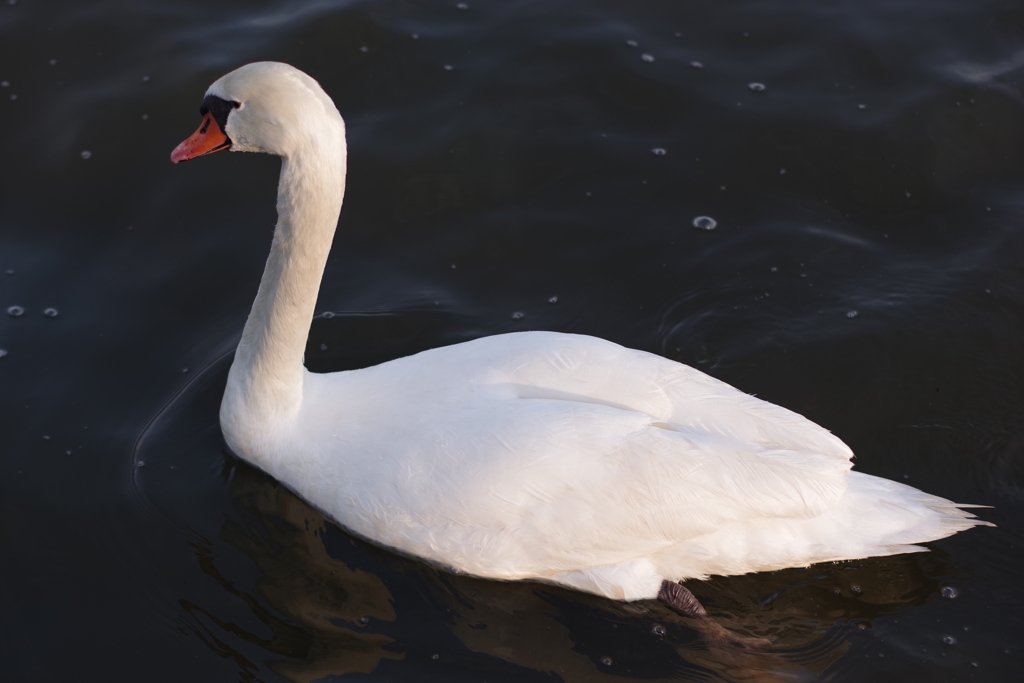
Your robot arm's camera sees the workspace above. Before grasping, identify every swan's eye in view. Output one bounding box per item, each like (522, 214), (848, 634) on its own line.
(200, 94), (240, 134)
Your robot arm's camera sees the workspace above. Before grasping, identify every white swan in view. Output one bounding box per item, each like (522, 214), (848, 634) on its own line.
(171, 62), (989, 612)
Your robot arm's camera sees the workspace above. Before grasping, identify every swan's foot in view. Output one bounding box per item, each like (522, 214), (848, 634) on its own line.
(657, 580), (772, 649)
(657, 580), (707, 617)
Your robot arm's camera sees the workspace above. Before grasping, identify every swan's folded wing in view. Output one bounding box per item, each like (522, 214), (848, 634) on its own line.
(300, 331), (855, 578)
(378, 397), (850, 578)
(497, 332), (854, 470)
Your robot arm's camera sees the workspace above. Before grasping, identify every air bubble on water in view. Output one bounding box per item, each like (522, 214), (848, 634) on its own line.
(359, 616), (370, 624)
(941, 586), (958, 599)
(690, 61), (704, 69)
(846, 310), (858, 318)
(65, 450), (71, 455)
(511, 311), (525, 320)
(651, 147), (666, 155)
(443, 64), (453, 71)
(431, 654), (439, 660)
(858, 104), (867, 110)
(49, 59), (57, 66)
(137, 460), (145, 467)
(748, 82), (766, 92)
(626, 40), (638, 47)
(411, 33), (419, 39)
(7, 305), (24, 316)
(5, 269), (14, 275)
(600, 657), (613, 666)
(142, 75), (150, 82)
(780, 168), (786, 174)
(80, 150), (92, 159)
(322, 311), (335, 318)
(141, 114), (149, 120)
(942, 635), (957, 645)
(692, 216), (717, 231)
(456, 2), (468, 9)
(359, 46), (368, 53)
(641, 54), (655, 63)
(320, 343), (328, 351)
(0, 348), (7, 358)
(43, 435), (50, 440)
(771, 266), (777, 272)
(1, 81), (8, 87)
(548, 296), (558, 304)
(43, 307), (58, 317)
(652, 625), (666, 636)
(9, 94), (16, 100)
(181, 367), (189, 373)
(451, 264), (457, 269)
(850, 585), (862, 595)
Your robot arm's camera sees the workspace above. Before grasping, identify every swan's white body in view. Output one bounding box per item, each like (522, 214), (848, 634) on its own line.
(183, 63), (988, 602)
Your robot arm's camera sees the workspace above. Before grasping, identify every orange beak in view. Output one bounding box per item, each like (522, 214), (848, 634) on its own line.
(170, 112), (231, 163)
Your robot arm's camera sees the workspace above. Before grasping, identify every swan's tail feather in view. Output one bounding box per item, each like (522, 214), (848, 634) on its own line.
(651, 471), (992, 580)
(846, 474), (994, 552)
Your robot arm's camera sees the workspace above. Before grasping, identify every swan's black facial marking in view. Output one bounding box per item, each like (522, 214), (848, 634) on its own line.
(199, 94), (241, 141)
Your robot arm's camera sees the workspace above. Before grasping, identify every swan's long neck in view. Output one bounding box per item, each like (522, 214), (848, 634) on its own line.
(221, 133), (347, 455)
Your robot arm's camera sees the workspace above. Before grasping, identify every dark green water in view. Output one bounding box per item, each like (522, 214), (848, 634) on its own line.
(1, 0), (1021, 680)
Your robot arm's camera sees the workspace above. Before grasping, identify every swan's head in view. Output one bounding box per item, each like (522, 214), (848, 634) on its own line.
(171, 62), (344, 163)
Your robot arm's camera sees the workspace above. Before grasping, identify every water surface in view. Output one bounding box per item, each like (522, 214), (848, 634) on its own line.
(1, 1), (1022, 681)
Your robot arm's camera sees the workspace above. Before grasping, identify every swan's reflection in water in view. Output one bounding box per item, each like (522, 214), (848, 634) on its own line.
(182, 459), (400, 682)
(190, 457), (956, 682)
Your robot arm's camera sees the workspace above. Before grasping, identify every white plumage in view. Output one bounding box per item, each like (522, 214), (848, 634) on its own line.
(172, 62), (990, 603)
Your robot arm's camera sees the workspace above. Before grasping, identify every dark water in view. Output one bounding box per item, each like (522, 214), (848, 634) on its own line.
(2, 0), (1023, 680)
